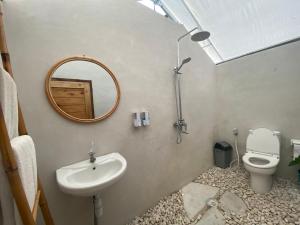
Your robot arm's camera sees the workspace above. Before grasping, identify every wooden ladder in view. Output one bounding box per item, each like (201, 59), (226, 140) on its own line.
(0, 3), (55, 225)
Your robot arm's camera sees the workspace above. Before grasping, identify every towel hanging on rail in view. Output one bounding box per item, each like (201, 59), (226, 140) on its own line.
(0, 66), (19, 139)
(11, 135), (38, 210)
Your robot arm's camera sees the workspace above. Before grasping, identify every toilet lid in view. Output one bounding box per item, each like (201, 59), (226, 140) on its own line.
(246, 128), (280, 155)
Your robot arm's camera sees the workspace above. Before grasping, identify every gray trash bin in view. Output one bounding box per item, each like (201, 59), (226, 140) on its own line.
(214, 141), (232, 168)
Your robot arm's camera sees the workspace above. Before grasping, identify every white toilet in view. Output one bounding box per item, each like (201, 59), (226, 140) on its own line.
(242, 128), (280, 194)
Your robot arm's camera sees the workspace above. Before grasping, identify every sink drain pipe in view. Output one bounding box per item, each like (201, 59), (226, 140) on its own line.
(93, 194), (103, 225)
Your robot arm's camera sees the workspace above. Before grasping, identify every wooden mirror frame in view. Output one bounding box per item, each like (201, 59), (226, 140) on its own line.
(45, 56), (120, 123)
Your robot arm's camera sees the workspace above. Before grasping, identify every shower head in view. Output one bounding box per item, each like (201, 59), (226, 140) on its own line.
(177, 57), (191, 72)
(182, 57), (191, 64)
(191, 31), (210, 42)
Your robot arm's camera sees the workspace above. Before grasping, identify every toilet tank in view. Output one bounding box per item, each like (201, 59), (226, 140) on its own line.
(246, 128), (280, 156)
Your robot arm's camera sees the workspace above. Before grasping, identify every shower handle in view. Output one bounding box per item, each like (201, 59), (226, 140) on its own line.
(174, 119), (189, 134)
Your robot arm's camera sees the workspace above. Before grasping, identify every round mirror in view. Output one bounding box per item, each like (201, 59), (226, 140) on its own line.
(45, 56), (120, 123)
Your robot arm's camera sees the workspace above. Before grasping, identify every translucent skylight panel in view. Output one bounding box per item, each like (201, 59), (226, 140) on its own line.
(138, 0), (167, 16)
(160, 0), (195, 30)
(138, 0), (300, 63)
(184, 0), (300, 62)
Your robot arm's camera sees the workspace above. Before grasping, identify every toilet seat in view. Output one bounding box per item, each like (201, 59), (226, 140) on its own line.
(243, 152), (279, 169)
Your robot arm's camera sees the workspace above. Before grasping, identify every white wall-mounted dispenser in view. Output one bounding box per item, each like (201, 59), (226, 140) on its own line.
(133, 112), (142, 127)
(291, 139), (300, 159)
(141, 111), (150, 126)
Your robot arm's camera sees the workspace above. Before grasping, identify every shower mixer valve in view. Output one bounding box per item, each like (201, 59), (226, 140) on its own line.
(174, 119), (189, 134)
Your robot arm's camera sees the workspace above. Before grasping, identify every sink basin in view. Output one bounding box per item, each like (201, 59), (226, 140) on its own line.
(56, 152), (127, 196)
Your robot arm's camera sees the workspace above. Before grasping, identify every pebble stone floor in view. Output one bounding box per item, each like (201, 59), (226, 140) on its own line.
(127, 167), (300, 225)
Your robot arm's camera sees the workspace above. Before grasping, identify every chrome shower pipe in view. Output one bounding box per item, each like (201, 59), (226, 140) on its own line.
(177, 27), (197, 71)
(174, 27), (210, 144)
(174, 28), (197, 144)
(174, 69), (188, 144)
(176, 27), (197, 121)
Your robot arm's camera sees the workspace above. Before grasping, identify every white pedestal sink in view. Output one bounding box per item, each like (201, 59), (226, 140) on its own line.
(56, 152), (127, 225)
(56, 152), (127, 197)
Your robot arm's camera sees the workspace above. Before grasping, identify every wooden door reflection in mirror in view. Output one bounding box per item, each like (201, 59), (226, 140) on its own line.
(50, 78), (95, 119)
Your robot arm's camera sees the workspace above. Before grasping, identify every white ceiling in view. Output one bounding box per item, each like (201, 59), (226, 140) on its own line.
(160, 0), (300, 64)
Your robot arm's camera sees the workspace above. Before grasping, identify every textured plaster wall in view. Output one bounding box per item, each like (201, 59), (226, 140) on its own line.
(3, 0), (216, 225)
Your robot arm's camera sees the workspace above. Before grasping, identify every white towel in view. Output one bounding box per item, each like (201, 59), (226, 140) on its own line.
(0, 66), (19, 225)
(11, 135), (38, 210)
(0, 66), (19, 139)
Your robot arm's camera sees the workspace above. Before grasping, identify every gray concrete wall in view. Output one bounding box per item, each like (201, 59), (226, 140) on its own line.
(3, 1), (216, 225)
(216, 41), (300, 180)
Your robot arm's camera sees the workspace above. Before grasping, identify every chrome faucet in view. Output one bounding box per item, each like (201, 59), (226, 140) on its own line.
(174, 119), (189, 133)
(89, 141), (96, 163)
